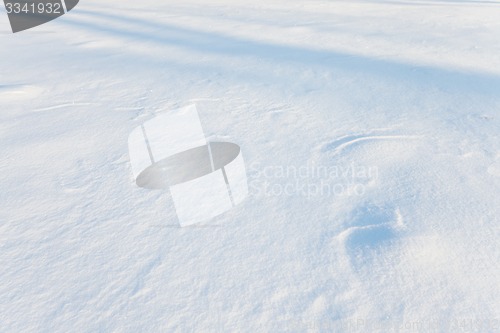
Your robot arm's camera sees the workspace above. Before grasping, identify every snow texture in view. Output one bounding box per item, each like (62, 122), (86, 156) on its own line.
(1, 0), (499, 331)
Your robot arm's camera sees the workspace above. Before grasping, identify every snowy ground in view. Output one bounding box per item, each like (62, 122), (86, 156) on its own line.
(1, 0), (499, 331)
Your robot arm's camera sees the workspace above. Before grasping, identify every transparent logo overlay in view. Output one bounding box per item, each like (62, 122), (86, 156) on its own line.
(128, 104), (248, 227)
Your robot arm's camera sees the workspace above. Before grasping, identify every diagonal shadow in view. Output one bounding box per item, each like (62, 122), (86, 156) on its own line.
(59, 7), (500, 96)
(363, 0), (500, 6)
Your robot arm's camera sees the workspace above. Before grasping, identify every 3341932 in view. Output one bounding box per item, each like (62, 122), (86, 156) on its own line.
(5, 2), (63, 14)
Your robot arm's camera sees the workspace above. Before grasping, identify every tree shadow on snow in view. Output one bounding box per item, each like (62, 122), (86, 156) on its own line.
(58, 6), (500, 97)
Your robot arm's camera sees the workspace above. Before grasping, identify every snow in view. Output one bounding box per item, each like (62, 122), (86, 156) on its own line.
(1, 0), (499, 331)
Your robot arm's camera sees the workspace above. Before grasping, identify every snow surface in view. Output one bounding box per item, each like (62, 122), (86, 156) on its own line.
(1, 0), (499, 331)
